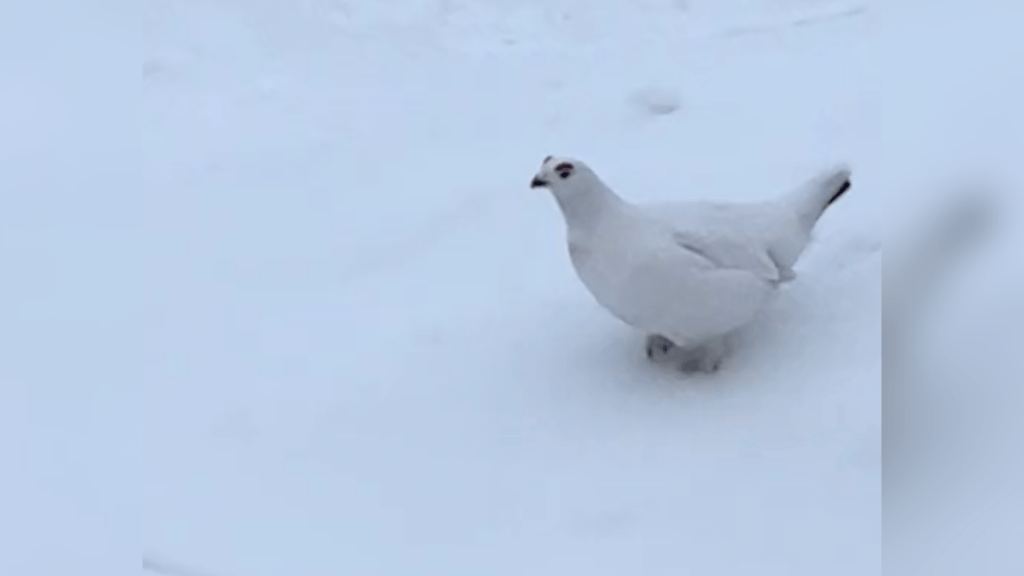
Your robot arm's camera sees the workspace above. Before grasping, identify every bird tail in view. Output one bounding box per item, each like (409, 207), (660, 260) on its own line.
(782, 164), (852, 233)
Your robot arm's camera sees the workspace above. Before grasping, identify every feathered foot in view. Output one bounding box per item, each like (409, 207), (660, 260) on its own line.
(646, 334), (728, 374)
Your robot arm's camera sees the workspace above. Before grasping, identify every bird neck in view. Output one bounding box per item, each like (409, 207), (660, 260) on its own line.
(553, 181), (626, 234)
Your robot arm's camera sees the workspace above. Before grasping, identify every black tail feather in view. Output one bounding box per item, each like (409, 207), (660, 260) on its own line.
(827, 178), (852, 208)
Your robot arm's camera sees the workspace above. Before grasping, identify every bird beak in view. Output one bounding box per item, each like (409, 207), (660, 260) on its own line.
(530, 176), (548, 189)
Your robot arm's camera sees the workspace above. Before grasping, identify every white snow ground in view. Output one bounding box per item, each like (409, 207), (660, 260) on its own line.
(62, 0), (1019, 574)
(140, 2), (881, 574)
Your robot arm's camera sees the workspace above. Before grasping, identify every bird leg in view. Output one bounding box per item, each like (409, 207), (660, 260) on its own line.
(645, 334), (728, 374)
(645, 334), (677, 361)
(688, 335), (728, 374)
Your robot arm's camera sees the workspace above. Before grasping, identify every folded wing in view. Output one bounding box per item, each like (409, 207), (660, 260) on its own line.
(672, 229), (786, 284)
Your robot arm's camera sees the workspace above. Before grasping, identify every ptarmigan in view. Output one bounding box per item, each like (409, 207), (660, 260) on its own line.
(531, 156), (851, 372)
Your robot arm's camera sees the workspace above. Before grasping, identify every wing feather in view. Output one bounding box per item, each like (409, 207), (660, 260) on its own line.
(671, 229), (781, 283)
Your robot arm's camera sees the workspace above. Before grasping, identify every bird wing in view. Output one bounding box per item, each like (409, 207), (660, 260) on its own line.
(671, 228), (784, 284)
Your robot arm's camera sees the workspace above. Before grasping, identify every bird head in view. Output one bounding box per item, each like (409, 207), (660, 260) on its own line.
(530, 156), (623, 228)
(530, 156), (600, 198)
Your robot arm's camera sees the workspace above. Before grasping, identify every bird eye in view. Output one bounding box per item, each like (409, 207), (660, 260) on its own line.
(554, 162), (574, 178)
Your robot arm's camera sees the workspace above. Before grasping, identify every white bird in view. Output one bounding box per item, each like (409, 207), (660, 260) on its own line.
(530, 156), (851, 372)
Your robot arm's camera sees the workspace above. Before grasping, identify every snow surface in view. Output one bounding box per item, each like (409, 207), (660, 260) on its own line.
(140, 2), (881, 573)
(7, 0), (1024, 574)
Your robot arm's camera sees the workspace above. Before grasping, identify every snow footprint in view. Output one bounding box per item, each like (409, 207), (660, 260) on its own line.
(628, 86), (682, 117)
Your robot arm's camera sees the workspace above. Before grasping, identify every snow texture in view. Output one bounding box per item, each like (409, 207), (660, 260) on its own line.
(137, 2), (881, 573)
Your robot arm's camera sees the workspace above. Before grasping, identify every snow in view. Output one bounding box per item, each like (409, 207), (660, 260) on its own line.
(139, 2), (881, 572)
(6, 0), (1023, 574)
